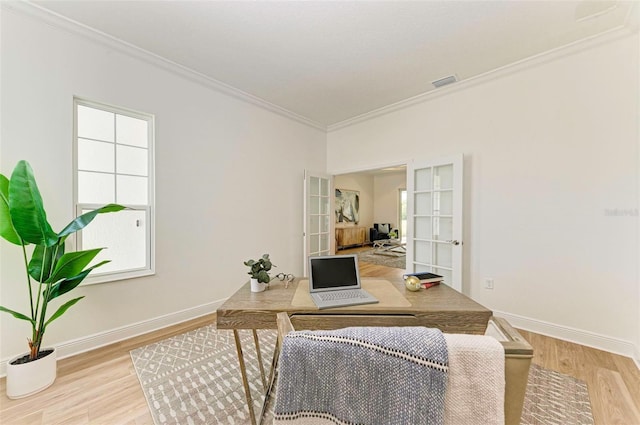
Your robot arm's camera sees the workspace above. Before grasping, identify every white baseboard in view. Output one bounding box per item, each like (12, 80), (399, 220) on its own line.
(3, 304), (637, 375)
(494, 310), (639, 367)
(0, 299), (226, 377)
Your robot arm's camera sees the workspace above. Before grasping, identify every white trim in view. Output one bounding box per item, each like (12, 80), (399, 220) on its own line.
(328, 26), (637, 132)
(74, 98), (156, 283)
(2, 1), (324, 131)
(1, 299), (636, 375)
(6, 2), (636, 133)
(328, 160), (411, 177)
(0, 299), (225, 377)
(82, 267), (155, 285)
(494, 310), (639, 367)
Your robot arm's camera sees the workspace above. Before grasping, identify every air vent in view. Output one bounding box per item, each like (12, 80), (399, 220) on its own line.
(432, 75), (458, 88)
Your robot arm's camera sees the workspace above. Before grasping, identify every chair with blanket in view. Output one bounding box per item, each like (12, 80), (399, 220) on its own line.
(262, 313), (533, 425)
(369, 223), (397, 241)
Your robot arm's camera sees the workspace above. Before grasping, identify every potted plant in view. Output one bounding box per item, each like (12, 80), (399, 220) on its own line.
(243, 254), (274, 292)
(0, 160), (124, 399)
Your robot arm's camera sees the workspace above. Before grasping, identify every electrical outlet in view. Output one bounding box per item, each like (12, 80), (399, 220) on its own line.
(484, 278), (494, 290)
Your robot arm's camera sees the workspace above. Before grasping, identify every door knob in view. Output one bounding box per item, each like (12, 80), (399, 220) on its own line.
(447, 240), (461, 246)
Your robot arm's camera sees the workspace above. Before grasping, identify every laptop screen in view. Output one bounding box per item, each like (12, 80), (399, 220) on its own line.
(309, 255), (361, 292)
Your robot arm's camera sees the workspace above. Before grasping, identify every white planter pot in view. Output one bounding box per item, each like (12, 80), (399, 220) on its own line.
(250, 278), (266, 293)
(6, 347), (57, 399)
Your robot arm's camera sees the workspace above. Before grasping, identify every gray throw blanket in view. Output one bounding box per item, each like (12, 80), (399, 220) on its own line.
(274, 327), (448, 425)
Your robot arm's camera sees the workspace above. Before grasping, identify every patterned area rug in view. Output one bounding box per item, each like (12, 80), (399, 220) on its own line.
(130, 326), (275, 424)
(357, 248), (406, 269)
(521, 364), (594, 425)
(131, 326), (593, 425)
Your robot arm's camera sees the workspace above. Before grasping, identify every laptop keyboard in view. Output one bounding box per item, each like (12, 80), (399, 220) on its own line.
(317, 290), (367, 301)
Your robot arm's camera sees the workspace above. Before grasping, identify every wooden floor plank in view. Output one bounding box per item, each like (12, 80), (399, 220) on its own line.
(588, 367), (640, 425)
(556, 337), (586, 379)
(523, 330), (560, 371)
(612, 354), (640, 413)
(1, 251), (638, 424)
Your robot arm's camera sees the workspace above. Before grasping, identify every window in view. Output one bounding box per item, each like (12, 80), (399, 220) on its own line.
(74, 98), (155, 283)
(398, 189), (407, 240)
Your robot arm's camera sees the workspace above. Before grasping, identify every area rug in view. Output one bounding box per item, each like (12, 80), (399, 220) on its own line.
(357, 248), (405, 269)
(521, 364), (594, 425)
(131, 326), (594, 425)
(130, 326), (275, 424)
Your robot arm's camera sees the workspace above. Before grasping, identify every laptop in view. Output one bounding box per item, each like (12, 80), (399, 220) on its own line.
(308, 254), (379, 309)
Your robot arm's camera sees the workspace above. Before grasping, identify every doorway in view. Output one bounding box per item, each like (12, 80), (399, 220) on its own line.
(326, 154), (464, 290)
(333, 166), (407, 251)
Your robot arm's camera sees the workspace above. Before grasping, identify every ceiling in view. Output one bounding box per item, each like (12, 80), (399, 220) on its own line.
(30, 1), (637, 128)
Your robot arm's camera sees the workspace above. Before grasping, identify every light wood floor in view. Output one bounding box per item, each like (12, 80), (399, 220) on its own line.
(1, 249), (639, 424)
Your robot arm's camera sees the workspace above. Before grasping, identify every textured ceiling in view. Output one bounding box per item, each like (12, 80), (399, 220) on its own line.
(29, 1), (637, 128)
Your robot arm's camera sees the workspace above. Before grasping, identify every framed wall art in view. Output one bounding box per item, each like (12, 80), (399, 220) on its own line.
(335, 189), (360, 224)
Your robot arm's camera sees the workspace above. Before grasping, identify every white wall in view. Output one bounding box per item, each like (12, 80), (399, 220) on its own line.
(637, 20), (640, 366)
(328, 33), (640, 360)
(373, 172), (406, 232)
(1, 4), (637, 368)
(0, 7), (326, 364)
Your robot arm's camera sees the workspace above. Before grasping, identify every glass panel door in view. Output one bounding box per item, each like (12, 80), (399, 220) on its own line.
(406, 155), (463, 291)
(304, 171), (332, 275)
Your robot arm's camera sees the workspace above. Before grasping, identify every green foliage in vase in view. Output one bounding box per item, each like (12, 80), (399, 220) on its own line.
(243, 254), (274, 283)
(0, 160), (125, 360)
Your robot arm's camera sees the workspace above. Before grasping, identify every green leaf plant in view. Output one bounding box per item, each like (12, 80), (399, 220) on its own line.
(243, 254), (274, 284)
(0, 160), (125, 361)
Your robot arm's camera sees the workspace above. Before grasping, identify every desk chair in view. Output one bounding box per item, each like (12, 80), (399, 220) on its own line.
(262, 313), (533, 425)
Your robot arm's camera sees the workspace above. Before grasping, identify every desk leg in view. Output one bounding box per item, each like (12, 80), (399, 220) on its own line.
(258, 334), (281, 425)
(233, 329), (257, 425)
(253, 330), (267, 391)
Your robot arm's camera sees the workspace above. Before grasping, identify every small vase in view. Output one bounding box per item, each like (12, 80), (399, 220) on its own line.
(6, 347), (57, 399)
(404, 276), (422, 292)
(250, 278), (266, 293)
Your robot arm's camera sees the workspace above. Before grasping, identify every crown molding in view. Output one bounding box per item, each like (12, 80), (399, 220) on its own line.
(1, 1), (326, 131)
(623, 2), (639, 30)
(328, 24), (638, 132)
(4, 1), (637, 134)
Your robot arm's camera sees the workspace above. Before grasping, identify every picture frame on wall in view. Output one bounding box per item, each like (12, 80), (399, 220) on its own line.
(335, 189), (360, 224)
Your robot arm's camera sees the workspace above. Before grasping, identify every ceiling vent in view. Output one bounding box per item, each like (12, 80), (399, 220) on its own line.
(432, 75), (458, 88)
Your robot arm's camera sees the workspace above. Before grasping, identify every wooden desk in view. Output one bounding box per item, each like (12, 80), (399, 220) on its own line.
(216, 277), (492, 424)
(218, 277), (491, 333)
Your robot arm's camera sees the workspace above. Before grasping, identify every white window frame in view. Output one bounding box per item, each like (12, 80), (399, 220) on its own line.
(73, 97), (155, 284)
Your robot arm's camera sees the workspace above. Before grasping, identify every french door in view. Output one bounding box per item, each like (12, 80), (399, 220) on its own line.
(406, 155), (463, 291)
(303, 171), (332, 275)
